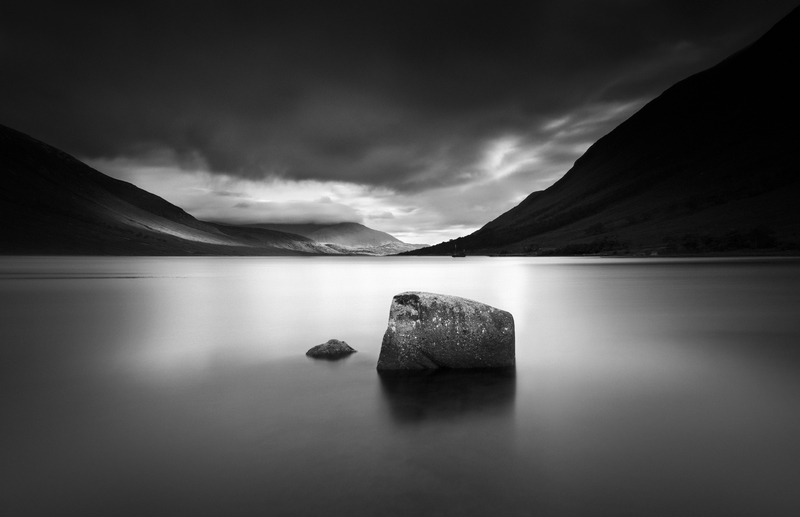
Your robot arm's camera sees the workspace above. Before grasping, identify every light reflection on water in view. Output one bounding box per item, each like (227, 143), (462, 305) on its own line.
(1, 256), (800, 516)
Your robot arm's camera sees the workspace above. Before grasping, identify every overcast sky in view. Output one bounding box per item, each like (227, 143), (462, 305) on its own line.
(2, 1), (797, 243)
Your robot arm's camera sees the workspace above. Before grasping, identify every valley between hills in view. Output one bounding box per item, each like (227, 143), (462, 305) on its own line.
(2, 7), (799, 257)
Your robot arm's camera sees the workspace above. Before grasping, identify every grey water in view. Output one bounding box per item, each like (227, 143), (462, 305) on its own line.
(2, 256), (800, 516)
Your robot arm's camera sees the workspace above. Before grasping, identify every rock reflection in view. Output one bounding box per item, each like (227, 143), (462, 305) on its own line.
(377, 368), (516, 424)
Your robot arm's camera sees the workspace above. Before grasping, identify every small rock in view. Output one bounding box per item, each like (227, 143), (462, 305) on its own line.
(306, 339), (357, 359)
(377, 292), (515, 370)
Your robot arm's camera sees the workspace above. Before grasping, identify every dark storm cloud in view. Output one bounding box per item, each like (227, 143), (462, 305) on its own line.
(2, 0), (796, 191)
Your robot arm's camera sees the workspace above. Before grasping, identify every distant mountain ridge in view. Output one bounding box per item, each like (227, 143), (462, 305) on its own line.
(0, 124), (412, 255)
(246, 222), (425, 254)
(251, 222), (400, 246)
(411, 6), (800, 256)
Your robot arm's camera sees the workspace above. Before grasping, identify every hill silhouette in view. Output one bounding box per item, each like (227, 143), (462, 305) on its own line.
(411, 6), (800, 256)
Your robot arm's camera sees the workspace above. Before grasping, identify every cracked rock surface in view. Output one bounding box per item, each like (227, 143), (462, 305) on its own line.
(377, 292), (515, 370)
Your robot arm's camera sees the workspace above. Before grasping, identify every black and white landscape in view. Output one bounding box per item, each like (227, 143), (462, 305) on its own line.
(2, 3), (800, 517)
(4, 5), (800, 256)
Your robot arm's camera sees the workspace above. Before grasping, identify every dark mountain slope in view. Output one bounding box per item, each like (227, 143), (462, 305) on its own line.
(413, 6), (800, 255)
(0, 124), (318, 255)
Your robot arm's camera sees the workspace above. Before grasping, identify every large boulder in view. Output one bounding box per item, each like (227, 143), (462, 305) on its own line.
(306, 339), (356, 359)
(377, 292), (515, 370)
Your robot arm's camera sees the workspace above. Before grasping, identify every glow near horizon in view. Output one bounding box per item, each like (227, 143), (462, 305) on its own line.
(87, 100), (645, 245)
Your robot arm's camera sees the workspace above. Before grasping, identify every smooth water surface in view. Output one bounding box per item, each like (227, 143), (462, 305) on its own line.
(2, 256), (799, 516)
